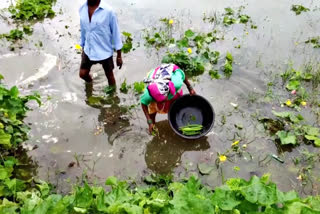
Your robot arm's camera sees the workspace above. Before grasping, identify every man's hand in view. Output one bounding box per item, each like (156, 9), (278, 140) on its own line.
(116, 56), (123, 69)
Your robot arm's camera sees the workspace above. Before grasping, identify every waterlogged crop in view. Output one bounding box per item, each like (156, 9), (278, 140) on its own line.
(2, 174), (320, 213)
(9, 0), (56, 21)
(259, 110), (320, 147)
(223, 7), (255, 26)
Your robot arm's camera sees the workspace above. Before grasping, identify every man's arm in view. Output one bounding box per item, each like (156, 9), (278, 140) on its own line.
(110, 11), (123, 69)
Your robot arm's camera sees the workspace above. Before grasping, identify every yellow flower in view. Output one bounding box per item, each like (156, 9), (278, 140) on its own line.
(294, 42), (299, 46)
(245, 32), (249, 35)
(75, 44), (82, 50)
(169, 19), (174, 25)
(187, 48), (192, 54)
(301, 101), (307, 106)
(219, 155), (227, 162)
(232, 141), (239, 146)
(242, 144), (247, 149)
(286, 99), (292, 106)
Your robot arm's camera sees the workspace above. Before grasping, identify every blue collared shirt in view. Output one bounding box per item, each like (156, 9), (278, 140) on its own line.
(79, 0), (123, 61)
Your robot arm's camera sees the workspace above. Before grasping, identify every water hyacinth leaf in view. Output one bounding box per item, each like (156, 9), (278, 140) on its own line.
(276, 131), (297, 145)
(197, 163), (214, 175)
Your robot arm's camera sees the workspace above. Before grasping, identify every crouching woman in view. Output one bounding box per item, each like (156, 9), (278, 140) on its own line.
(140, 64), (196, 134)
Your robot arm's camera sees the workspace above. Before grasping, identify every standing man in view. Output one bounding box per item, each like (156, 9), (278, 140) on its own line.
(79, 0), (123, 86)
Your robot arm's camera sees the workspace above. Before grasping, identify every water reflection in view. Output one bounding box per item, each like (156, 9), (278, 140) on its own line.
(145, 120), (210, 174)
(85, 83), (130, 144)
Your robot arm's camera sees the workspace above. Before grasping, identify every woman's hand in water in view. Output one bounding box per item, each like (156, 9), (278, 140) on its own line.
(189, 89), (196, 96)
(149, 123), (155, 134)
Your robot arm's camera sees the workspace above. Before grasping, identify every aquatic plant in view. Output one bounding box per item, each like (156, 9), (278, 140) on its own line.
(291, 5), (310, 15)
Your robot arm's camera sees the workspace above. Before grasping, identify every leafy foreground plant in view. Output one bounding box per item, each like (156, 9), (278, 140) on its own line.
(0, 84), (40, 149)
(1, 174), (320, 213)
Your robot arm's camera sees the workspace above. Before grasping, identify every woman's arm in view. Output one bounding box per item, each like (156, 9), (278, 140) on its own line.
(184, 76), (196, 95)
(141, 104), (155, 134)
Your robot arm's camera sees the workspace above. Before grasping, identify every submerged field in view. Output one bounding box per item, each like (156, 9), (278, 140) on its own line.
(0, 0), (320, 213)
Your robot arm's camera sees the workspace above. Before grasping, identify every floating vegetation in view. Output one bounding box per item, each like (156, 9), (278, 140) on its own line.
(291, 5), (310, 15)
(9, 0), (56, 21)
(133, 81), (145, 94)
(223, 52), (234, 78)
(305, 36), (320, 48)
(122, 31), (134, 53)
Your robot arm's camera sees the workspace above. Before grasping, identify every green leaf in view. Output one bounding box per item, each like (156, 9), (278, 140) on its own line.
(185, 30), (195, 38)
(106, 176), (118, 186)
(0, 130), (12, 147)
(226, 52), (233, 63)
(0, 74), (3, 80)
(303, 126), (320, 136)
(74, 182), (93, 209)
(9, 86), (19, 98)
(197, 163), (214, 175)
(133, 81), (145, 94)
(286, 80), (300, 91)
(240, 176), (278, 206)
(211, 185), (241, 210)
(276, 131), (297, 145)
(36, 180), (50, 197)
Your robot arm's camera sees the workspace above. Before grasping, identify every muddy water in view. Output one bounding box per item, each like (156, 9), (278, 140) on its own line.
(0, 0), (320, 195)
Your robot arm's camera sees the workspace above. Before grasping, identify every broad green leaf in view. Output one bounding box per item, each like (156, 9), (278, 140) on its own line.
(276, 131), (297, 145)
(9, 86), (19, 98)
(240, 176), (278, 206)
(211, 185), (240, 210)
(0, 198), (19, 214)
(185, 30), (195, 38)
(197, 163), (214, 175)
(286, 80), (300, 91)
(0, 130), (12, 147)
(303, 126), (320, 136)
(36, 180), (50, 197)
(0, 74), (4, 80)
(106, 176), (118, 186)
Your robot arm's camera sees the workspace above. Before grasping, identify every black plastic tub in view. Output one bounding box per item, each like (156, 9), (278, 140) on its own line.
(168, 94), (215, 139)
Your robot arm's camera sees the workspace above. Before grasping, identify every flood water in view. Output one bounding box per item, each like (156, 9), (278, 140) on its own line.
(0, 0), (320, 195)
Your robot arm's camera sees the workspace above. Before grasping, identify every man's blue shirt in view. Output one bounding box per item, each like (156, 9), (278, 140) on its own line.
(79, 0), (123, 61)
